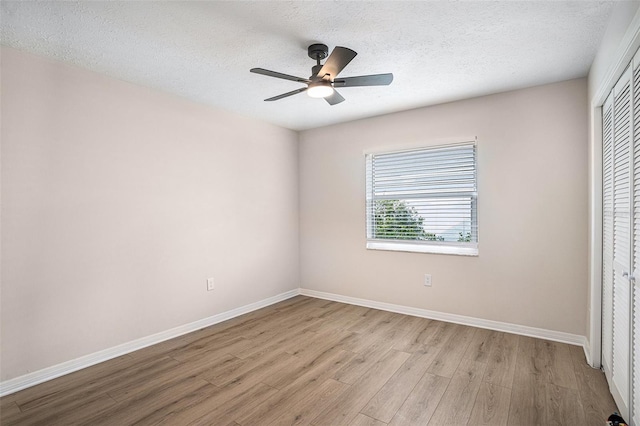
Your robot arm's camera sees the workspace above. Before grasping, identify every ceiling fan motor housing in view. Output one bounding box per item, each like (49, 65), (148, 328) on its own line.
(308, 43), (329, 61)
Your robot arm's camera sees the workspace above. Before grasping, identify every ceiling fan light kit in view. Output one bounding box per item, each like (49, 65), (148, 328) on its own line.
(250, 43), (393, 105)
(307, 80), (334, 98)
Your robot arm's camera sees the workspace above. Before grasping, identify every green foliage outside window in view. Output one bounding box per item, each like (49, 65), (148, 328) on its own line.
(458, 232), (472, 242)
(373, 200), (444, 241)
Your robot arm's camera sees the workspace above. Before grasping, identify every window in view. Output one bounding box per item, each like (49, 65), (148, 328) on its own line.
(365, 141), (478, 255)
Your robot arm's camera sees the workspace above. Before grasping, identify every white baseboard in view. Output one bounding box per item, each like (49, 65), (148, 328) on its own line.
(2, 287), (592, 397)
(583, 339), (593, 367)
(0, 289), (299, 397)
(300, 288), (588, 350)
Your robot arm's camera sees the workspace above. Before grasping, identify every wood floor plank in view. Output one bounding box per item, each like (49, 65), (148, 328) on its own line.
(119, 382), (220, 426)
(16, 355), (180, 413)
(169, 335), (253, 362)
(345, 308), (381, 333)
(482, 331), (518, 389)
(355, 309), (406, 334)
(9, 354), (132, 409)
(90, 377), (211, 425)
(508, 336), (547, 425)
(508, 370), (546, 425)
(193, 353), (246, 383)
(238, 349), (355, 425)
(198, 300), (311, 343)
(180, 309), (277, 343)
(268, 379), (350, 426)
(464, 328), (499, 363)
(422, 320), (458, 348)
(263, 344), (355, 390)
(283, 329), (325, 356)
(186, 383), (279, 426)
(328, 329), (381, 354)
(536, 340), (578, 390)
(306, 300), (351, 319)
(361, 347), (440, 423)
(3, 391), (117, 426)
(108, 348), (230, 402)
(0, 401), (22, 423)
(567, 345), (618, 426)
(155, 383), (276, 425)
(467, 382), (511, 426)
(127, 336), (192, 360)
(312, 349), (411, 426)
(349, 413), (388, 426)
(308, 304), (371, 333)
(364, 311), (409, 337)
(234, 316), (322, 360)
(0, 297), (618, 426)
(543, 383), (586, 425)
(273, 295), (315, 310)
(428, 358), (487, 425)
(388, 373), (449, 426)
(234, 310), (314, 342)
(426, 324), (477, 378)
(372, 313), (415, 344)
(333, 335), (397, 384)
(517, 336), (578, 390)
(202, 350), (294, 388)
(279, 332), (346, 362)
(391, 317), (435, 353)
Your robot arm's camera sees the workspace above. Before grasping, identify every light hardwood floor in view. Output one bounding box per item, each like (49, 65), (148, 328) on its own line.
(1, 296), (618, 425)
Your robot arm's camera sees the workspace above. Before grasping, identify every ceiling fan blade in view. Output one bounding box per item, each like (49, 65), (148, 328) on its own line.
(316, 46), (357, 80)
(251, 68), (310, 84)
(264, 87), (308, 102)
(333, 73), (394, 87)
(324, 90), (345, 105)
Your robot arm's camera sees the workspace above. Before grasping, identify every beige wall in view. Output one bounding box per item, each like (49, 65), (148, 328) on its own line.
(299, 78), (588, 335)
(0, 47), (299, 381)
(0, 44), (594, 383)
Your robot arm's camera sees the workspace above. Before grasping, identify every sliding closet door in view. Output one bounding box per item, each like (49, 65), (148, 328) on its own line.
(603, 64), (633, 422)
(603, 92), (614, 377)
(633, 49), (640, 426)
(613, 66), (631, 418)
(604, 47), (640, 426)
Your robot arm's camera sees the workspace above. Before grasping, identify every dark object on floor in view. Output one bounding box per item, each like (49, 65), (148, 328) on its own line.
(607, 412), (628, 426)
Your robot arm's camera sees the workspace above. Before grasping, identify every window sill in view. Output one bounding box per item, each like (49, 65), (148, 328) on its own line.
(366, 241), (478, 256)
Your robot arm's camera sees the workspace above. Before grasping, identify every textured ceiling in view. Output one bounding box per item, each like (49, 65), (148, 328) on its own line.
(1, 1), (614, 130)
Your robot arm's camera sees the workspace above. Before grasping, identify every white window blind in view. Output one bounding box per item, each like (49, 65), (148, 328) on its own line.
(365, 141), (478, 256)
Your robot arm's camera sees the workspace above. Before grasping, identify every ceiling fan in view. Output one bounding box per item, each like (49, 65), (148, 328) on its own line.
(250, 43), (393, 105)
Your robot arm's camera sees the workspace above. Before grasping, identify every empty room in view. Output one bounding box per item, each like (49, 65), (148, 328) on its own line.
(1, 1), (640, 425)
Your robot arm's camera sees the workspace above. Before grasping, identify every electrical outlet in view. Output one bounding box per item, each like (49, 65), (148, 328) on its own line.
(424, 274), (432, 287)
(207, 277), (215, 291)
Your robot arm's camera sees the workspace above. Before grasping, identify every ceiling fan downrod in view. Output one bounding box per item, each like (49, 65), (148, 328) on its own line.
(308, 43), (328, 77)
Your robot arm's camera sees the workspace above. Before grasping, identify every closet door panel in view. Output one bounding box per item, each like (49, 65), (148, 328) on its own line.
(604, 94), (614, 374)
(604, 51), (640, 426)
(613, 67), (632, 413)
(632, 55), (640, 426)
(608, 65), (632, 420)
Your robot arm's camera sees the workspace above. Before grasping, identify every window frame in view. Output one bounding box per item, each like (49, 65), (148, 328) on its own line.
(365, 139), (479, 256)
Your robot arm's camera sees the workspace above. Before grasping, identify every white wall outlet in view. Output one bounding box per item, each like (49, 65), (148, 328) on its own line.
(207, 277), (215, 291)
(424, 274), (432, 287)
